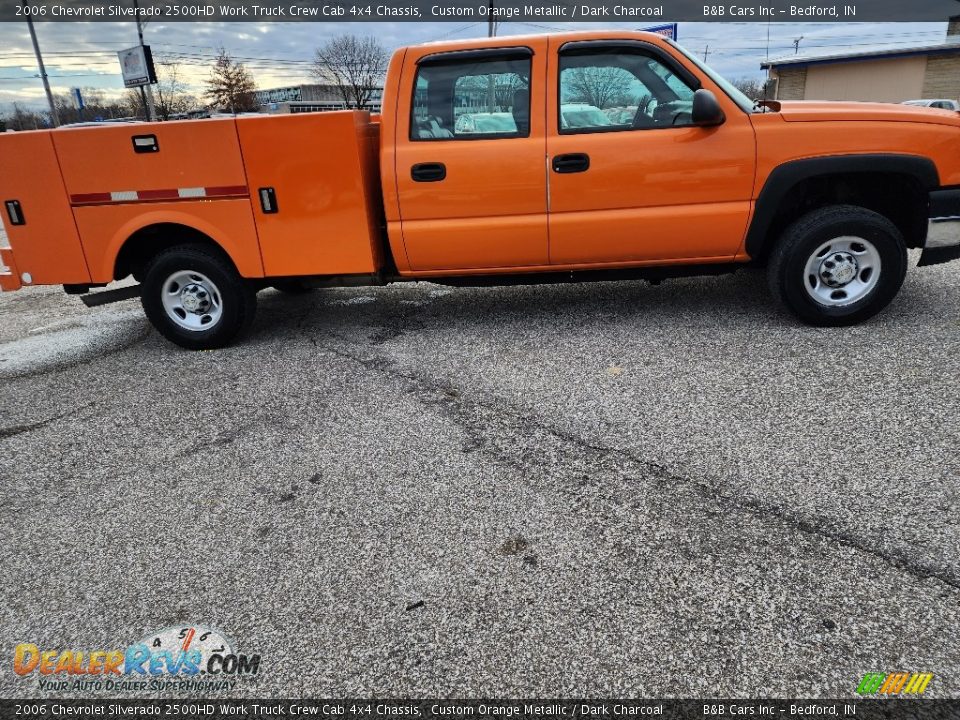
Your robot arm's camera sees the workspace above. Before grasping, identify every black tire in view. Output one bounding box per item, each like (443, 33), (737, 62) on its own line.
(271, 279), (316, 295)
(141, 244), (256, 350)
(767, 205), (908, 326)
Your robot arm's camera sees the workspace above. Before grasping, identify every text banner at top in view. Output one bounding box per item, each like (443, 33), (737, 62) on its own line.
(3, 0), (960, 22)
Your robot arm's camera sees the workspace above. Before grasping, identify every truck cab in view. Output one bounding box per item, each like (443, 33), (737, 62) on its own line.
(380, 32), (755, 274)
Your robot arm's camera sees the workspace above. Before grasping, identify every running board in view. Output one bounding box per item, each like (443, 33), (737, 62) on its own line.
(80, 284), (142, 307)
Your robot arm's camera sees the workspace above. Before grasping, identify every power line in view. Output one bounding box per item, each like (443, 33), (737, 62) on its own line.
(435, 21), (481, 39)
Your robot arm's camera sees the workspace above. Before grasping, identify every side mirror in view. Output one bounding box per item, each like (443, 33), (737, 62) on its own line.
(692, 89), (726, 127)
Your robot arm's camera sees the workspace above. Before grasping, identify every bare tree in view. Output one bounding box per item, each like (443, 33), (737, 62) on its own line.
(50, 88), (132, 124)
(564, 67), (633, 109)
(124, 89), (148, 120)
(205, 47), (258, 114)
(314, 35), (388, 110)
(455, 72), (529, 112)
(151, 57), (200, 119)
(4, 103), (45, 130)
(731, 76), (777, 102)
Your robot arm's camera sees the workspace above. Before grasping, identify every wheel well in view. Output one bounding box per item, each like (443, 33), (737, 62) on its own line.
(114, 223), (232, 281)
(756, 172), (928, 262)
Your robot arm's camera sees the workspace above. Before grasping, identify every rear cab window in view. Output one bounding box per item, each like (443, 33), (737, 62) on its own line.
(411, 49), (532, 141)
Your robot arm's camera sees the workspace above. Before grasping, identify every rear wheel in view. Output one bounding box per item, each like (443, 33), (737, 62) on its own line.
(767, 205), (907, 326)
(141, 244), (256, 350)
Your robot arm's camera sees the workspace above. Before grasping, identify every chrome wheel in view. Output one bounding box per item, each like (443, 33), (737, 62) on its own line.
(160, 270), (223, 331)
(802, 236), (882, 307)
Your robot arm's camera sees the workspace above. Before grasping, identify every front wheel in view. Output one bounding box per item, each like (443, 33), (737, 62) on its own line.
(767, 205), (907, 326)
(141, 244), (257, 350)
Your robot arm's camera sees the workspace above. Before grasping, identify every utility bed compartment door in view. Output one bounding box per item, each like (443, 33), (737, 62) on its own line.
(52, 119), (249, 200)
(0, 132), (90, 285)
(50, 120), (265, 283)
(236, 112), (382, 277)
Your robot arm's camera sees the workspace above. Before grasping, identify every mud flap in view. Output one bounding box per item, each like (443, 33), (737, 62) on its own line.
(918, 218), (960, 267)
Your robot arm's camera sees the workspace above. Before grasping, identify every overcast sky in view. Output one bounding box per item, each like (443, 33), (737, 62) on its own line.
(0, 20), (951, 112)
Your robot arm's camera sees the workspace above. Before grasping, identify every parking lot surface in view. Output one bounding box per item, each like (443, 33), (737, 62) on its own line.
(1, 256), (958, 697)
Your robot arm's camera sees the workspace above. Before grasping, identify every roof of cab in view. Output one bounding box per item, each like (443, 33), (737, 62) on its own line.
(410, 29), (667, 51)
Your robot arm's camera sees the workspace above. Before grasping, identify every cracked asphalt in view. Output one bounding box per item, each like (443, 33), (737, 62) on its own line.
(0, 254), (958, 698)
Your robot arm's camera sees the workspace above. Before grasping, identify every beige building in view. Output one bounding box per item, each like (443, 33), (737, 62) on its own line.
(764, 17), (960, 103)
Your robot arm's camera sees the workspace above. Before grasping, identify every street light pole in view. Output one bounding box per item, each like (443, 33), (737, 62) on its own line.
(22, 0), (59, 127)
(133, 0), (156, 121)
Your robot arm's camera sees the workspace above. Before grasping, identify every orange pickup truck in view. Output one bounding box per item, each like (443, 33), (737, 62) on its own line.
(2, 30), (959, 349)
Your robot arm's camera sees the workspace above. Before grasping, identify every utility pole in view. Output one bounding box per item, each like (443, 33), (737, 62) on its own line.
(133, 0), (156, 121)
(486, 0), (497, 110)
(763, 20), (772, 102)
(703, 45), (710, 63)
(793, 36), (804, 54)
(22, 0), (59, 127)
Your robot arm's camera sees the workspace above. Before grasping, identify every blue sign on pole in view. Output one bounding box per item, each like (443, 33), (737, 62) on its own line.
(642, 23), (679, 41)
(71, 87), (84, 110)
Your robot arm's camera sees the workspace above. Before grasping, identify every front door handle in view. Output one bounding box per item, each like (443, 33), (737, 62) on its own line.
(552, 153), (590, 174)
(411, 162), (446, 182)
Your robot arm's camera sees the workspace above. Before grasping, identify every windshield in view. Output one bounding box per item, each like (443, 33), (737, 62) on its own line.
(666, 39), (756, 114)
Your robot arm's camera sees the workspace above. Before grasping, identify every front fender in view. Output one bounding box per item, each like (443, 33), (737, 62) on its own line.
(745, 154), (940, 259)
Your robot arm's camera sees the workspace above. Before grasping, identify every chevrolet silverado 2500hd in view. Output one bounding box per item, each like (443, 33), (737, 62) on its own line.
(1, 31), (959, 349)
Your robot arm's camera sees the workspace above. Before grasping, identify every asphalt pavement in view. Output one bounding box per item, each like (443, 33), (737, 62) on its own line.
(1, 255), (958, 698)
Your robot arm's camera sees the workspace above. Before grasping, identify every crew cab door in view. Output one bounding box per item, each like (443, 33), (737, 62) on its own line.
(392, 40), (548, 271)
(546, 37), (756, 265)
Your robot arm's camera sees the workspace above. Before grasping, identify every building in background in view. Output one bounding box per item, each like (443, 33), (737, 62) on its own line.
(763, 16), (960, 103)
(254, 83), (384, 114)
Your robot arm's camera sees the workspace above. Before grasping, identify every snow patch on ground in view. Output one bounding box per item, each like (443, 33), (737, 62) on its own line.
(332, 296), (377, 306)
(0, 309), (147, 379)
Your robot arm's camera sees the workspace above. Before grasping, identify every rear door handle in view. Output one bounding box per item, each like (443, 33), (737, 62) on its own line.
(552, 153), (590, 174)
(411, 163), (446, 182)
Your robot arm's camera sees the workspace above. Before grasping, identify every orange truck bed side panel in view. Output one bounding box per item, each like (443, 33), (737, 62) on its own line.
(0, 132), (91, 285)
(51, 120), (248, 198)
(235, 111), (381, 277)
(73, 200), (264, 284)
(50, 120), (265, 283)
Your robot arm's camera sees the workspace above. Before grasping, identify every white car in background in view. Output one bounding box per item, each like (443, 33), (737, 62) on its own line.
(902, 99), (960, 111)
(454, 113), (518, 134)
(560, 104), (612, 129)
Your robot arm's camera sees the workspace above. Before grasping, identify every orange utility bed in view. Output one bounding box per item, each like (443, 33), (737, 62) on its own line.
(0, 111), (383, 288)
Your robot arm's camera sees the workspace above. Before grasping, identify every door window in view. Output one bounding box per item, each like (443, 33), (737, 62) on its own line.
(411, 55), (531, 140)
(558, 50), (696, 133)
